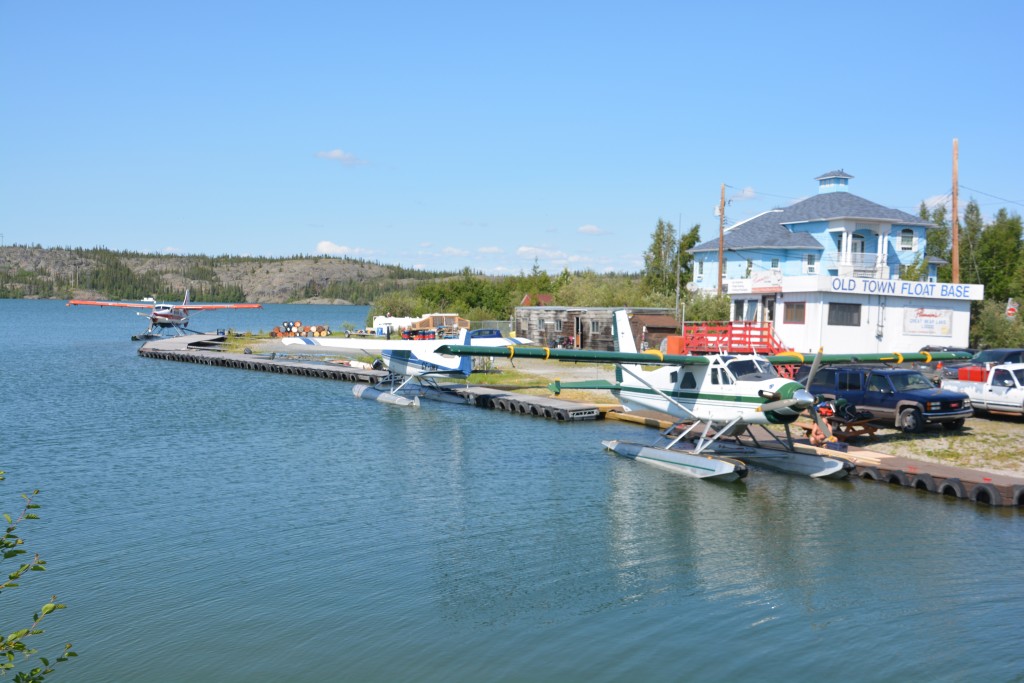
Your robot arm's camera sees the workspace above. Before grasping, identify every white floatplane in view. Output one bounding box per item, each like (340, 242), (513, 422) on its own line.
(281, 327), (531, 358)
(350, 328), (478, 407)
(68, 289), (262, 339)
(286, 328), (521, 407)
(437, 310), (971, 482)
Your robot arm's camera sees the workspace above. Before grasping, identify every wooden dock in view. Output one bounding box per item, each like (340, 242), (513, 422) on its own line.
(138, 335), (601, 422)
(139, 335), (1024, 507)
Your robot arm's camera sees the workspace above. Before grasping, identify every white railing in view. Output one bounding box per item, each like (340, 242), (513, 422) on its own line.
(822, 253), (890, 278)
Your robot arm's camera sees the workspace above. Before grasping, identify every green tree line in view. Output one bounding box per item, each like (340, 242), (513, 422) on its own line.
(917, 198), (1024, 347)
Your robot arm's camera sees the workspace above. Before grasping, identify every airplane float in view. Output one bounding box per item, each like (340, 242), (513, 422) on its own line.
(67, 290), (262, 340)
(436, 310), (972, 482)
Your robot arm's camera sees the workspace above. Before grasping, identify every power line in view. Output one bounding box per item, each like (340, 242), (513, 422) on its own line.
(958, 184), (1024, 209)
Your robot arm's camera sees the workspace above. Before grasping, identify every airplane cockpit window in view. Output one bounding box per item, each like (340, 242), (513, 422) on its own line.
(680, 371), (697, 389)
(727, 358), (778, 381)
(710, 367), (734, 385)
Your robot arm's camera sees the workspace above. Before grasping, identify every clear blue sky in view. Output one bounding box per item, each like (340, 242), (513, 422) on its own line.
(2, 1), (1021, 274)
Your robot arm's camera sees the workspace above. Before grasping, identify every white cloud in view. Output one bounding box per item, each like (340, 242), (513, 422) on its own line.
(516, 245), (592, 267)
(160, 246), (181, 254)
(315, 149), (367, 166)
(577, 224), (604, 235)
(729, 186), (757, 202)
(478, 246), (503, 254)
(517, 246), (566, 260)
(922, 194), (950, 211)
(442, 246), (469, 256)
(316, 240), (372, 256)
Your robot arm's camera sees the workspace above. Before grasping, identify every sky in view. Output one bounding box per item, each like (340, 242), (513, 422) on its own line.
(2, 1), (1022, 275)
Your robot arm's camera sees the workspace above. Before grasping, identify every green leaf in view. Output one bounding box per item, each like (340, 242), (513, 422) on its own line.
(40, 604), (55, 616)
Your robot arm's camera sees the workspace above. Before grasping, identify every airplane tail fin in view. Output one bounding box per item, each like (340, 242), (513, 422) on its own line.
(452, 327), (473, 375)
(183, 289), (191, 306)
(613, 310), (638, 353)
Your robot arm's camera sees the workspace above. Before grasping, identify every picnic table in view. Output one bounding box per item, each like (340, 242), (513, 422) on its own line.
(796, 416), (878, 443)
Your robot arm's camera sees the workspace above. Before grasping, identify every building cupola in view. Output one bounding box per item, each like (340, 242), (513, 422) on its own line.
(815, 169), (853, 193)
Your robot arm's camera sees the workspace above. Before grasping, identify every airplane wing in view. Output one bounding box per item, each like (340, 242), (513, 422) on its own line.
(435, 344), (712, 366)
(766, 350), (973, 365)
(67, 300), (154, 309)
(435, 345), (973, 367)
(67, 299), (261, 310)
(178, 303), (263, 311)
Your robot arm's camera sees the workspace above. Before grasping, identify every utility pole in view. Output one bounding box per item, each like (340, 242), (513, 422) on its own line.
(717, 183), (725, 295)
(951, 138), (960, 283)
(675, 213), (682, 332)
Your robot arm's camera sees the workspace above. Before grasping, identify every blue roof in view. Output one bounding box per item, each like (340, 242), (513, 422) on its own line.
(691, 192), (934, 253)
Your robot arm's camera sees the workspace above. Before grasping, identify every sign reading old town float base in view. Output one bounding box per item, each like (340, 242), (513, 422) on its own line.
(826, 277), (984, 301)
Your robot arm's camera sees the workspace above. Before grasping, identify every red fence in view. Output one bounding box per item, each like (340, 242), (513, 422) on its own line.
(668, 321), (790, 355)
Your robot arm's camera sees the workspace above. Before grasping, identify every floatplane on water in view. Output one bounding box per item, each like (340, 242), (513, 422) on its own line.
(68, 289), (262, 340)
(283, 328), (529, 407)
(437, 310), (971, 482)
(280, 327), (531, 357)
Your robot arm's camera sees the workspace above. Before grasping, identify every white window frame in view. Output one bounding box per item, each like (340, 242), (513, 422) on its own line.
(900, 228), (915, 251)
(803, 254), (817, 274)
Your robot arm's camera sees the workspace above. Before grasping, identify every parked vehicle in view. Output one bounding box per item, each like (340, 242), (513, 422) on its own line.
(805, 366), (972, 433)
(916, 345), (976, 383)
(940, 363), (1024, 415)
(939, 348), (1024, 379)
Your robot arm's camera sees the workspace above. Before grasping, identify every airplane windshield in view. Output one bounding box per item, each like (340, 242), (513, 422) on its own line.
(727, 358), (778, 381)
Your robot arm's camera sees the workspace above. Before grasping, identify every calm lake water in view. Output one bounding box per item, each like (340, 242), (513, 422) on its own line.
(2, 299), (1023, 682)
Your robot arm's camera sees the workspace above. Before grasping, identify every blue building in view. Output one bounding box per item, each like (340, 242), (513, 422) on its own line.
(687, 171), (983, 354)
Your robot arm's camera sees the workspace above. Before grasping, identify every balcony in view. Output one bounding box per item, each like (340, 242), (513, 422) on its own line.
(823, 252), (890, 279)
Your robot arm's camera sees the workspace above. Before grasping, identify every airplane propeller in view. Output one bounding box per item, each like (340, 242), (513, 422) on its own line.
(801, 348), (834, 443)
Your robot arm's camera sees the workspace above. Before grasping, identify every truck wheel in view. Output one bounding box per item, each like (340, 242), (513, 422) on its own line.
(899, 407), (924, 433)
(942, 419), (965, 431)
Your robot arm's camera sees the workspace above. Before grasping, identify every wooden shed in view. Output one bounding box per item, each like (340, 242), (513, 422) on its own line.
(513, 307), (675, 351)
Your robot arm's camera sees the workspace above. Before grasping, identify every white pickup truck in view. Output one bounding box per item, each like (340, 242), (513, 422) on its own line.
(941, 363), (1024, 415)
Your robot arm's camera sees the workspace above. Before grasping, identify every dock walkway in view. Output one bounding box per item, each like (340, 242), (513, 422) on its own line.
(138, 335), (601, 422)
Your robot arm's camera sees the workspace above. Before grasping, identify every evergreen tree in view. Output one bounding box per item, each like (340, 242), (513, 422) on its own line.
(677, 224), (702, 286)
(959, 199), (984, 284)
(975, 208), (1022, 304)
(642, 219), (677, 296)
(927, 204), (952, 282)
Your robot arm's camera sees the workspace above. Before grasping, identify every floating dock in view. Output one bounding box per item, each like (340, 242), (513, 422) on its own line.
(138, 335), (601, 422)
(139, 335), (1024, 506)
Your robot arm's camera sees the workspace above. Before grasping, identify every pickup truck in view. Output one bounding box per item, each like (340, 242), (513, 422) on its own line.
(941, 363), (1024, 415)
(806, 366), (973, 433)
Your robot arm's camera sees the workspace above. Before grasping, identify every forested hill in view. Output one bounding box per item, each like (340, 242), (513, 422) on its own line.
(0, 245), (454, 304)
